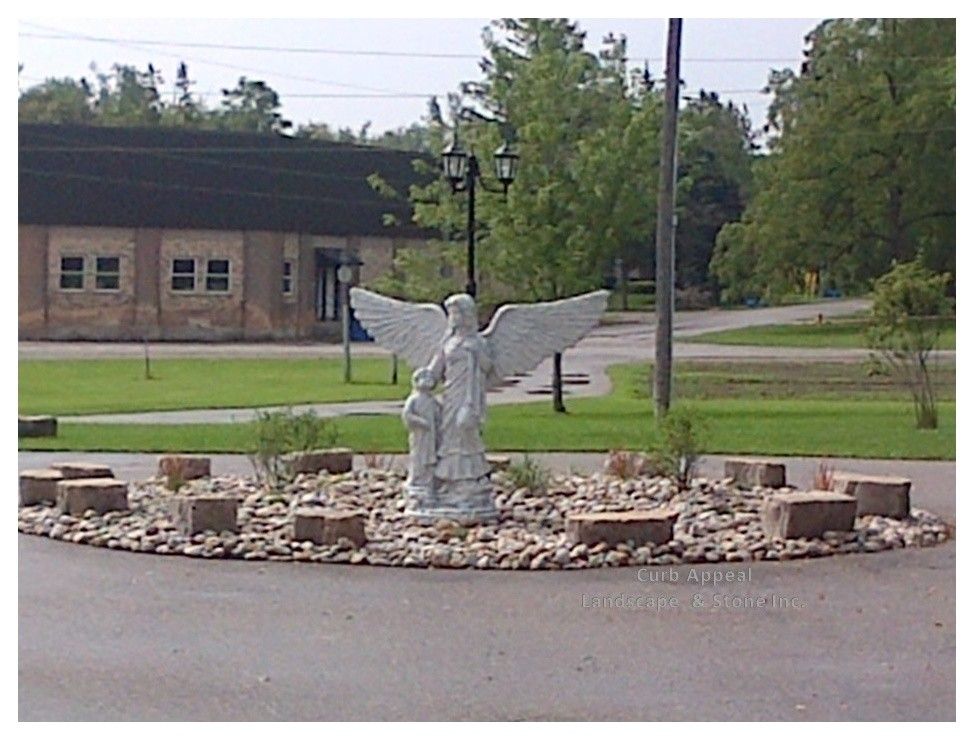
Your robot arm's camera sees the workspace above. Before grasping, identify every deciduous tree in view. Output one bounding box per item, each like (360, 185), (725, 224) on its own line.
(711, 19), (955, 303)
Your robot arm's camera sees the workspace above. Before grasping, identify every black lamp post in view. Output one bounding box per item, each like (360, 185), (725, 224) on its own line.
(441, 133), (519, 298)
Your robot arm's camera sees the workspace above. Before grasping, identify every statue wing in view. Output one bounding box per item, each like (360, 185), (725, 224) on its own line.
(481, 290), (609, 387)
(349, 287), (448, 369)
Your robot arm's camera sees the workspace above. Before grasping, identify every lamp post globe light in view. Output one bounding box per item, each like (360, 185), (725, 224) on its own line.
(441, 132), (518, 298)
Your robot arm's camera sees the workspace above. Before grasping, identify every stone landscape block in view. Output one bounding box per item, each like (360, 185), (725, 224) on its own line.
(831, 472), (912, 519)
(486, 454), (511, 472)
(284, 448), (354, 475)
(57, 478), (129, 515)
(293, 508), (366, 547)
(173, 495), (238, 535)
(18, 415), (57, 438)
(725, 457), (787, 488)
(566, 510), (678, 547)
(157, 455), (211, 481)
(763, 491), (856, 539)
(50, 461), (115, 480)
(19, 469), (65, 506)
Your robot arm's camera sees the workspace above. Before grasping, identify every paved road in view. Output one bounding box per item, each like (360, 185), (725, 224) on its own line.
(18, 452), (956, 721)
(19, 535), (955, 721)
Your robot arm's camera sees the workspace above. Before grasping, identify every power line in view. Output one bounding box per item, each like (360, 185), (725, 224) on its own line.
(19, 30), (486, 60)
(17, 81), (953, 103)
(17, 77), (436, 99)
(18, 73), (952, 102)
(19, 21), (426, 96)
(18, 27), (956, 64)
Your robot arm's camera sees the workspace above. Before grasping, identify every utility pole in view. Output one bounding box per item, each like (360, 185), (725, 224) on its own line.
(654, 18), (682, 418)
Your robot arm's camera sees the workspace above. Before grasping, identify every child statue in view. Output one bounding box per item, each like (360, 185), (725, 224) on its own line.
(401, 367), (440, 497)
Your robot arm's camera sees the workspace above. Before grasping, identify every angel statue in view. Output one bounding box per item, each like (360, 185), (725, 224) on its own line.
(350, 287), (609, 523)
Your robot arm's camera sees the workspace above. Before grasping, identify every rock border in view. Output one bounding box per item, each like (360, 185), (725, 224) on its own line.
(17, 467), (951, 569)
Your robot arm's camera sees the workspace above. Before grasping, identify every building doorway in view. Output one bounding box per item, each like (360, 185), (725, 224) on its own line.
(315, 248), (342, 321)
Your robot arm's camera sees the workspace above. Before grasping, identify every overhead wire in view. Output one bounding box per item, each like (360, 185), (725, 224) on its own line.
(19, 21), (424, 96)
(19, 25), (956, 63)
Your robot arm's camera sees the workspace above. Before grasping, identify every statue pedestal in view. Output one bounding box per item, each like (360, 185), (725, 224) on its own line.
(406, 478), (498, 525)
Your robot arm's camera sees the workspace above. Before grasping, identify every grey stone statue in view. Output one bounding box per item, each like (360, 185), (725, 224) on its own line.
(350, 287), (609, 523)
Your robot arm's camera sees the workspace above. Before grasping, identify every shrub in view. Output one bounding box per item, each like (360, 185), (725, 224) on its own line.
(603, 450), (645, 479)
(506, 454), (550, 493)
(162, 457), (188, 493)
(362, 452), (396, 471)
(602, 449), (669, 479)
(867, 259), (952, 429)
(649, 407), (709, 488)
(249, 408), (339, 489)
(812, 460), (834, 491)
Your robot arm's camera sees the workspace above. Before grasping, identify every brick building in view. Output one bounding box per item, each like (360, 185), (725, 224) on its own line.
(18, 123), (431, 341)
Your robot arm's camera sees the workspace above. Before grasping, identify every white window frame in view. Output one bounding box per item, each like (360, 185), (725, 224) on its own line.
(205, 258), (231, 293)
(94, 255), (121, 292)
(171, 257), (197, 292)
(58, 255), (85, 291)
(282, 259), (294, 296)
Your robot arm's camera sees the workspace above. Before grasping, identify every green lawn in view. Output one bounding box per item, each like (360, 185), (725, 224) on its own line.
(685, 317), (956, 350)
(21, 361), (955, 460)
(19, 358), (409, 416)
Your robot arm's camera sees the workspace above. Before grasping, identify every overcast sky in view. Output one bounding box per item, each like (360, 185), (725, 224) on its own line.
(18, 18), (822, 134)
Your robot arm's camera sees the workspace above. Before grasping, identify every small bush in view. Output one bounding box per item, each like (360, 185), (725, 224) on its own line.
(867, 259), (952, 429)
(249, 408), (339, 489)
(506, 454), (550, 493)
(812, 460), (834, 491)
(162, 458), (188, 492)
(362, 452), (396, 471)
(649, 407), (709, 488)
(602, 449), (669, 479)
(603, 450), (644, 479)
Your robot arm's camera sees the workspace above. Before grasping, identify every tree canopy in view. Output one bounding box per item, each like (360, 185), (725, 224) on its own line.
(711, 18), (955, 303)
(18, 61), (429, 148)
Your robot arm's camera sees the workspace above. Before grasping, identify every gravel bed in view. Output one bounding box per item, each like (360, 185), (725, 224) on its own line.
(17, 468), (951, 568)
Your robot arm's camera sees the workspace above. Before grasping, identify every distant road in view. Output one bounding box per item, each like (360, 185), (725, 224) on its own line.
(19, 298), (870, 360)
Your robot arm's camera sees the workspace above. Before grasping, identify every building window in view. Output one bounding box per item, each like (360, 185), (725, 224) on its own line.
(206, 259), (230, 292)
(171, 258), (196, 291)
(95, 256), (120, 291)
(59, 256), (84, 290)
(282, 260), (293, 295)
